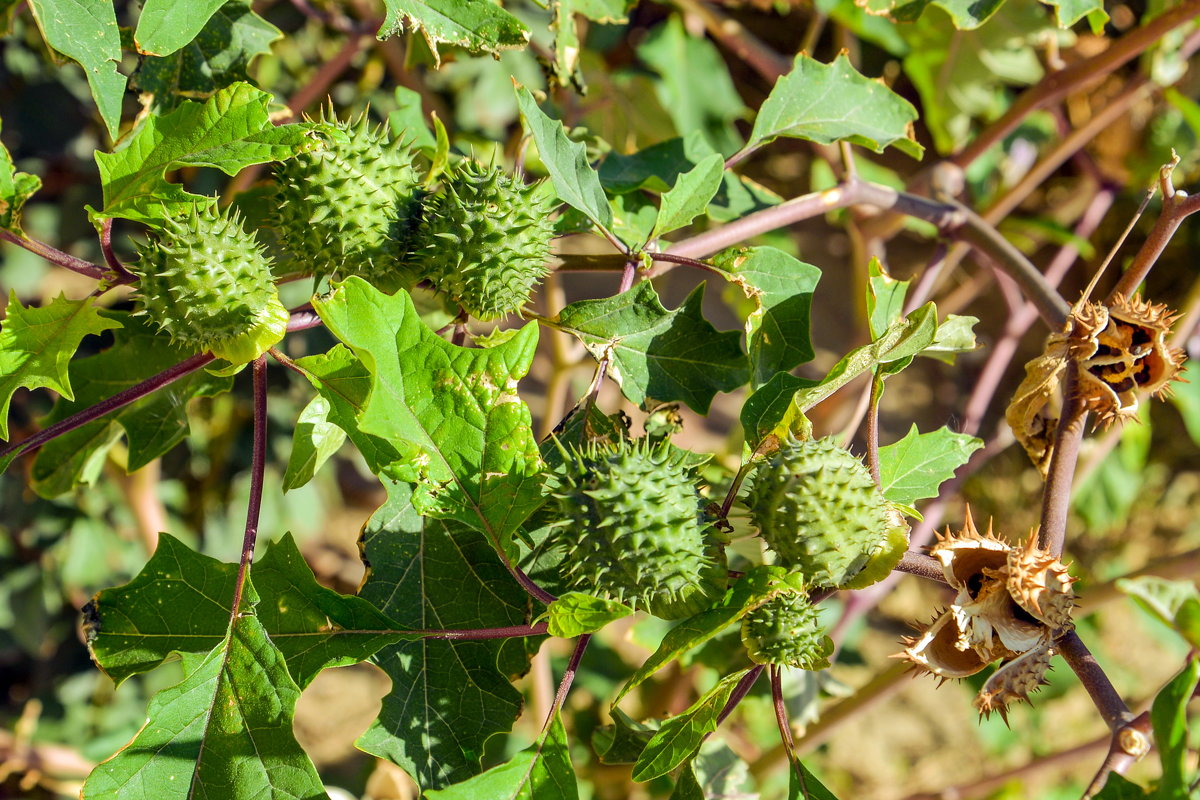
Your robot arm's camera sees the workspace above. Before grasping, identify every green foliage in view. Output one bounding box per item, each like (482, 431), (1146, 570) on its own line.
(553, 280), (749, 413)
(1, 2), (1196, 799)
(745, 53), (923, 159)
(0, 293), (120, 439)
(94, 82), (312, 224)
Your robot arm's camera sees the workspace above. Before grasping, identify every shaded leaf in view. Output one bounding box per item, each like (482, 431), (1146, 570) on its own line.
(1117, 576), (1200, 650)
(593, 708), (656, 765)
(551, 0), (631, 86)
(545, 592), (633, 637)
(650, 153), (724, 239)
(0, 293), (121, 440)
(0, 118), (41, 233)
(135, 0), (227, 56)
(132, 1), (282, 110)
(295, 344), (404, 475)
(554, 281), (748, 413)
(29, 312), (231, 496)
(633, 668), (754, 781)
(746, 54), (922, 158)
(87, 533), (408, 687)
(26, 0), (126, 138)
(1043, 0), (1106, 26)
(93, 82), (313, 224)
(516, 85), (612, 230)
(616, 568), (796, 703)
(867, 258), (909, 340)
(740, 372), (816, 447)
(283, 394), (346, 492)
(788, 761), (842, 800)
(1149, 657), (1200, 800)
(1168, 361), (1200, 446)
(378, 0), (530, 64)
(638, 16), (745, 156)
(312, 279), (545, 544)
(356, 481), (541, 790)
(389, 86), (438, 154)
(82, 612), (328, 800)
(922, 314), (979, 363)
(426, 712), (578, 800)
(1095, 774), (1148, 799)
(715, 246), (821, 386)
(877, 424), (983, 507)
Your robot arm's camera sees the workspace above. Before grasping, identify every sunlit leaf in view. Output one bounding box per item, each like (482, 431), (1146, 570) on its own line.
(545, 592), (633, 637)
(426, 713), (578, 800)
(282, 394), (346, 492)
(1149, 657), (1200, 799)
(378, 0), (530, 64)
(554, 281), (748, 413)
(877, 424), (983, 507)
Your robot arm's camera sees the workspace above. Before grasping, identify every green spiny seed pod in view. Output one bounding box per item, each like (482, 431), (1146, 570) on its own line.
(740, 585), (833, 670)
(546, 439), (727, 619)
(133, 204), (288, 364)
(418, 160), (554, 320)
(746, 438), (905, 589)
(272, 113), (421, 288)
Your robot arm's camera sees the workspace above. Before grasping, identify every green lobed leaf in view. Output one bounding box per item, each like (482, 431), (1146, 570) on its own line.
(637, 16), (745, 157)
(610, 191), (659, 248)
(650, 153), (724, 240)
(0, 293), (121, 440)
(426, 712), (579, 800)
(0, 118), (41, 233)
(135, 0), (227, 56)
(877, 424), (983, 507)
(378, 0), (530, 64)
(26, 0), (126, 139)
(93, 82), (313, 224)
(866, 258), (909, 340)
(389, 86), (438, 154)
(715, 246), (821, 386)
(593, 708), (657, 765)
(356, 481), (541, 790)
(671, 763), (705, 800)
(1116, 576), (1200, 650)
(1149, 657), (1200, 799)
(554, 281), (749, 413)
(516, 85), (612, 231)
(633, 668), (754, 782)
(615, 568), (797, 703)
(282, 394), (347, 492)
(86, 533), (408, 687)
(788, 761), (842, 799)
(1043, 0), (1106, 26)
(312, 279), (545, 544)
(740, 373), (816, 447)
(295, 344), (404, 475)
(545, 592), (634, 637)
(1094, 774), (1149, 799)
(82, 613), (328, 800)
(28, 312), (231, 496)
(921, 314), (979, 363)
(746, 54), (922, 159)
(131, 1), (282, 110)
(781, 303), (939, 436)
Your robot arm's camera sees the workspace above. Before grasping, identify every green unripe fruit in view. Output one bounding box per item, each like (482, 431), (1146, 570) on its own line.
(546, 439), (727, 619)
(418, 160), (554, 320)
(272, 114), (421, 288)
(740, 585), (833, 670)
(133, 204), (288, 364)
(746, 438), (906, 589)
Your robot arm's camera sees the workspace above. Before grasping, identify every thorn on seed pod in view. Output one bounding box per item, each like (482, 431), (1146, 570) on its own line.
(898, 507), (1075, 720)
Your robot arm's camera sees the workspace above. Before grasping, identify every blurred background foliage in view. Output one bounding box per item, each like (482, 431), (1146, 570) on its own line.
(1, 0), (1199, 798)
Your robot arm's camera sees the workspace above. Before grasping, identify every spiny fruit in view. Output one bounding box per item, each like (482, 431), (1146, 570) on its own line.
(272, 112), (421, 289)
(746, 437), (906, 589)
(545, 438), (727, 619)
(418, 160), (554, 320)
(741, 582), (833, 670)
(132, 204), (288, 364)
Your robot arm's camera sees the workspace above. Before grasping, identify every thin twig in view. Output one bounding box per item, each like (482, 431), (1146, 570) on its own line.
(865, 375), (882, 485)
(716, 665), (765, 726)
(420, 622), (550, 640)
(98, 218), (137, 283)
(546, 634), (591, 730)
(1038, 361), (1086, 556)
(0, 228), (109, 281)
(1058, 631), (1133, 730)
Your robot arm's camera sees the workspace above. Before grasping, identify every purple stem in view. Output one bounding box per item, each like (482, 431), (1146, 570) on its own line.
(716, 665), (765, 726)
(546, 634), (591, 730)
(0, 228), (109, 281)
(419, 622), (550, 640)
(99, 218), (137, 284)
(228, 356), (268, 617)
